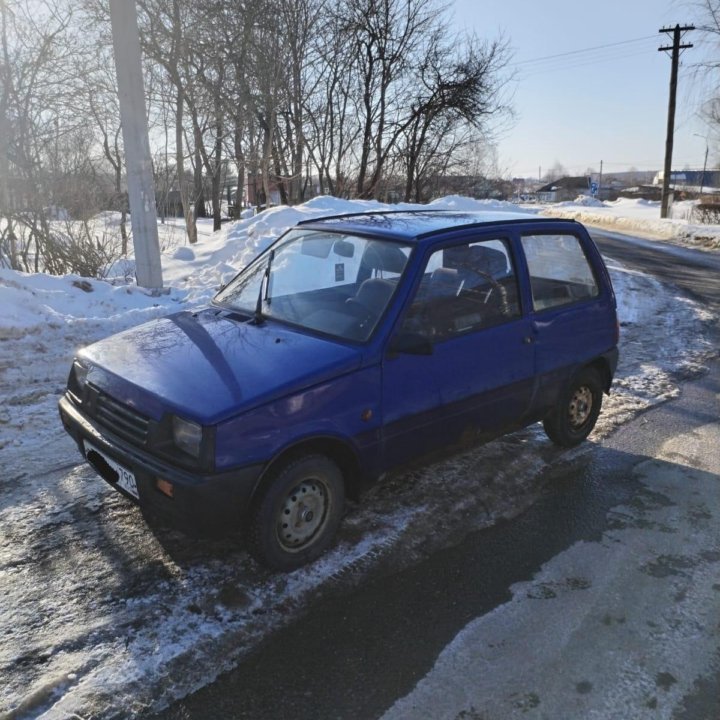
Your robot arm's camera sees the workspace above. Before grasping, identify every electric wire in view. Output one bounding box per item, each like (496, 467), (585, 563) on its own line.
(504, 34), (703, 174)
(512, 34), (657, 67)
(511, 35), (661, 77)
(521, 48), (658, 78)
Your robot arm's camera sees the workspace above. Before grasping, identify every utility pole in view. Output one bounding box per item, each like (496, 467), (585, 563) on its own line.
(693, 133), (709, 196)
(658, 24), (694, 219)
(598, 160), (603, 200)
(109, 0), (163, 289)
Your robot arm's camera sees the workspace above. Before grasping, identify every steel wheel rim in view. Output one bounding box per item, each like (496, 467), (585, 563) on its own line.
(568, 385), (593, 428)
(276, 479), (329, 552)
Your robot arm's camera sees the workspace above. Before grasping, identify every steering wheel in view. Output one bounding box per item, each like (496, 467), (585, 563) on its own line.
(345, 297), (375, 328)
(461, 268), (509, 316)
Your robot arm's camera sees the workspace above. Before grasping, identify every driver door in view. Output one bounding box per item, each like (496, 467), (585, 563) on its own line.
(381, 235), (535, 469)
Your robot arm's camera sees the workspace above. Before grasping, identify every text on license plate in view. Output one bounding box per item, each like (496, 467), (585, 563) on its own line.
(84, 441), (139, 499)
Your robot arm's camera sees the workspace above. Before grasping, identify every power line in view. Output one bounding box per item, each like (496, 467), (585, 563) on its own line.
(520, 47), (656, 78)
(512, 35), (657, 67)
(511, 35), (660, 78)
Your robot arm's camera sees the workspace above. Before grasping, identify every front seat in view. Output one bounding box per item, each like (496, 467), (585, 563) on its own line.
(348, 278), (395, 319)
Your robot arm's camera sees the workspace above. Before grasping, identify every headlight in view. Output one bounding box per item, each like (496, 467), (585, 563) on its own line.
(172, 416), (203, 457)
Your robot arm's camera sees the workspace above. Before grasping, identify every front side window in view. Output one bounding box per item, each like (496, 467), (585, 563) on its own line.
(521, 234), (599, 311)
(214, 229), (412, 342)
(401, 238), (521, 341)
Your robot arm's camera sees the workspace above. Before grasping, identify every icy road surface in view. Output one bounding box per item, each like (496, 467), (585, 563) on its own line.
(0, 264), (715, 719)
(381, 421), (720, 720)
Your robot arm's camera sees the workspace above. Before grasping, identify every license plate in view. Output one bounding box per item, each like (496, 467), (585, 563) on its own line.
(84, 441), (139, 499)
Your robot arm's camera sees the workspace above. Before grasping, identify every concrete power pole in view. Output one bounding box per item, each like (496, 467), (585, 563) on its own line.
(109, 0), (163, 289)
(658, 24), (694, 220)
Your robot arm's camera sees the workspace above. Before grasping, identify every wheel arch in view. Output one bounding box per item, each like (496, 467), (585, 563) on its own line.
(585, 356), (613, 394)
(252, 435), (364, 503)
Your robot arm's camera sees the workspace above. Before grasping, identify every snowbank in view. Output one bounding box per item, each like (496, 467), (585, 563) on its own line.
(0, 196), (530, 339)
(2, 192), (717, 344)
(540, 196), (720, 249)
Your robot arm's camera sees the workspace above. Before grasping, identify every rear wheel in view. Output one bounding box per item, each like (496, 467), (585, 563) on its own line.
(247, 454), (345, 571)
(543, 367), (603, 447)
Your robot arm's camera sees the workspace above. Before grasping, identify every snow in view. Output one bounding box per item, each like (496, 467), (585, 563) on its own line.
(540, 196), (720, 250)
(0, 195), (717, 719)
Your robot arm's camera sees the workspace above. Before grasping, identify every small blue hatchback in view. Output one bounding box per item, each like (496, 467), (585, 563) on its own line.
(59, 211), (618, 570)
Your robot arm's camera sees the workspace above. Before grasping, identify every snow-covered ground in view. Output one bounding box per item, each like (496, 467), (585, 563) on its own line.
(540, 196), (720, 250)
(0, 195), (718, 719)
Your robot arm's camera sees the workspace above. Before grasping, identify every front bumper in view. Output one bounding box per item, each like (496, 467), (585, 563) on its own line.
(58, 394), (264, 533)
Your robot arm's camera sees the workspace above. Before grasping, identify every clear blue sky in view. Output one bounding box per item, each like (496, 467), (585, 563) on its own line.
(451, 0), (712, 179)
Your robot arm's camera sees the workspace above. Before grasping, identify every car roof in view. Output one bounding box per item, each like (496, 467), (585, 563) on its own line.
(298, 210), (576, 243)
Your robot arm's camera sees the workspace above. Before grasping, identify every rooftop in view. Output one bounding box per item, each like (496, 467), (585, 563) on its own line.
(300, 210), (566, 241)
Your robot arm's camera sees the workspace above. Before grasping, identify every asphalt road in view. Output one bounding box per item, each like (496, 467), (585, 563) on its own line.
(152, 232), (720, 720)
(592, 230), (720, 305)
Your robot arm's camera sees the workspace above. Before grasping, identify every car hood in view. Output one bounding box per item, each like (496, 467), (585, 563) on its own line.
(78, 309), (364, 424)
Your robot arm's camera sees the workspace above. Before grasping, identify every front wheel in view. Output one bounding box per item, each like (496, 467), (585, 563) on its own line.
(247, 454), (345, 571)
(543, 367), (603, 447)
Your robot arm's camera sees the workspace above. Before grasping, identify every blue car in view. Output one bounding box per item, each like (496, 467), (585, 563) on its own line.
(59, 211), (618, 570)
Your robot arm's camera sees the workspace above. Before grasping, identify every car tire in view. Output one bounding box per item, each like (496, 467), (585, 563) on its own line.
(247, 454), (345, 571)
(543, 366), (603, 448)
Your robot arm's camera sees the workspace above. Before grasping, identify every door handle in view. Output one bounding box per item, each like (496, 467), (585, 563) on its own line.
(523, 336), (534, 344)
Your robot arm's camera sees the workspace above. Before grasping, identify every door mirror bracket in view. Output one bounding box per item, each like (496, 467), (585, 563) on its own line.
(388, 331), (434, 356)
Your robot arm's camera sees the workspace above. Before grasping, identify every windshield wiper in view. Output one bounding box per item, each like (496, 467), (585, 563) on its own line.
(253, 249), (275, 325)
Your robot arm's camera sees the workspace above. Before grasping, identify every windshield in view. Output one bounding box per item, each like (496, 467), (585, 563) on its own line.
(214, 229), (413, 342)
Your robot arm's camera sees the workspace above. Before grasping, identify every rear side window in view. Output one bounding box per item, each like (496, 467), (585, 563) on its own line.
(521, 234), (599, 311)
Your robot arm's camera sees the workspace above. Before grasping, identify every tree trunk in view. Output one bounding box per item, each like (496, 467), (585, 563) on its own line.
(0, 78), (16, 267)
(261, 115), (274, 207)
(211, 114), (222, 231)
(272, 141), (289, 206)
(193, 130), (205, 219)
(234, 122), (245, 212)
(176, 87), (197, 244)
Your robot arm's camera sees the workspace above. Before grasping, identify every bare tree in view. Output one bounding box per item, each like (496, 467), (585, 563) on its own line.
(249, 6), (287, 207)
(0, 0), (102, 272)
(302, 4), (361, 197)
(77, 42), (130, 252)
(398, 31), (512, 201)
(2, 0), (519, 279)
(275, 0), (324, 203)
(687, 1), (720, 161)
(136, 0), (199, 242)
(338, 0), (436, 198)
(205, 0), (258, 213)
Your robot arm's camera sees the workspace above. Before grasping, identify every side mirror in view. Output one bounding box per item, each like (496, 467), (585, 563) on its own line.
(388, 331), (434, 356)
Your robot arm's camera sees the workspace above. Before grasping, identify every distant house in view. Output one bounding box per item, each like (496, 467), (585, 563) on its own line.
(653, 169), (720, 190)
(536, 176), (591, 203)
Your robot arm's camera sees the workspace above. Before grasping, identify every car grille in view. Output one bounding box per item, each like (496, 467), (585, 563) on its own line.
(94, 392), (151, 446)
